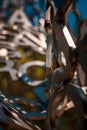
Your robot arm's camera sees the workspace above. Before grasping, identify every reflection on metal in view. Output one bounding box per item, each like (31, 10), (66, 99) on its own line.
(63, 26), (76, 48)
(9, 97), (46, 120)
(0, 95), (42, 130)
(45, 1), (87, 130)
(0, 48), (8, 57)
(0, 0), (87, 130)
(52, 17), (70, 63)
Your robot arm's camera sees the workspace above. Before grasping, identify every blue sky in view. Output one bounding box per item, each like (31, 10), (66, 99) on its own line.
(78, 0), (87, 19)
(0, 0), (87, 27)
(68, 0), (87, 32)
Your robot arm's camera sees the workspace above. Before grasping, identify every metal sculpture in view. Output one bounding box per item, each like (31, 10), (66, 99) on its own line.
(0, 0), (87, 130)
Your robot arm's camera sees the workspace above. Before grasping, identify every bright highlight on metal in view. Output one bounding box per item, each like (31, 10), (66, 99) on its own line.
(0, 48), (8, 57)
(63, 26), (76, 49)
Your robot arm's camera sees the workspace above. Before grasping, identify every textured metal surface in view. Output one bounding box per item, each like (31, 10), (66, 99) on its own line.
(0, 0), (87, 130)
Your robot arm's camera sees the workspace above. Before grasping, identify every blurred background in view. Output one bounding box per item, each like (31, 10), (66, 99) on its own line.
(0, 0), (87, 130)
(0, 0), (87, 100)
